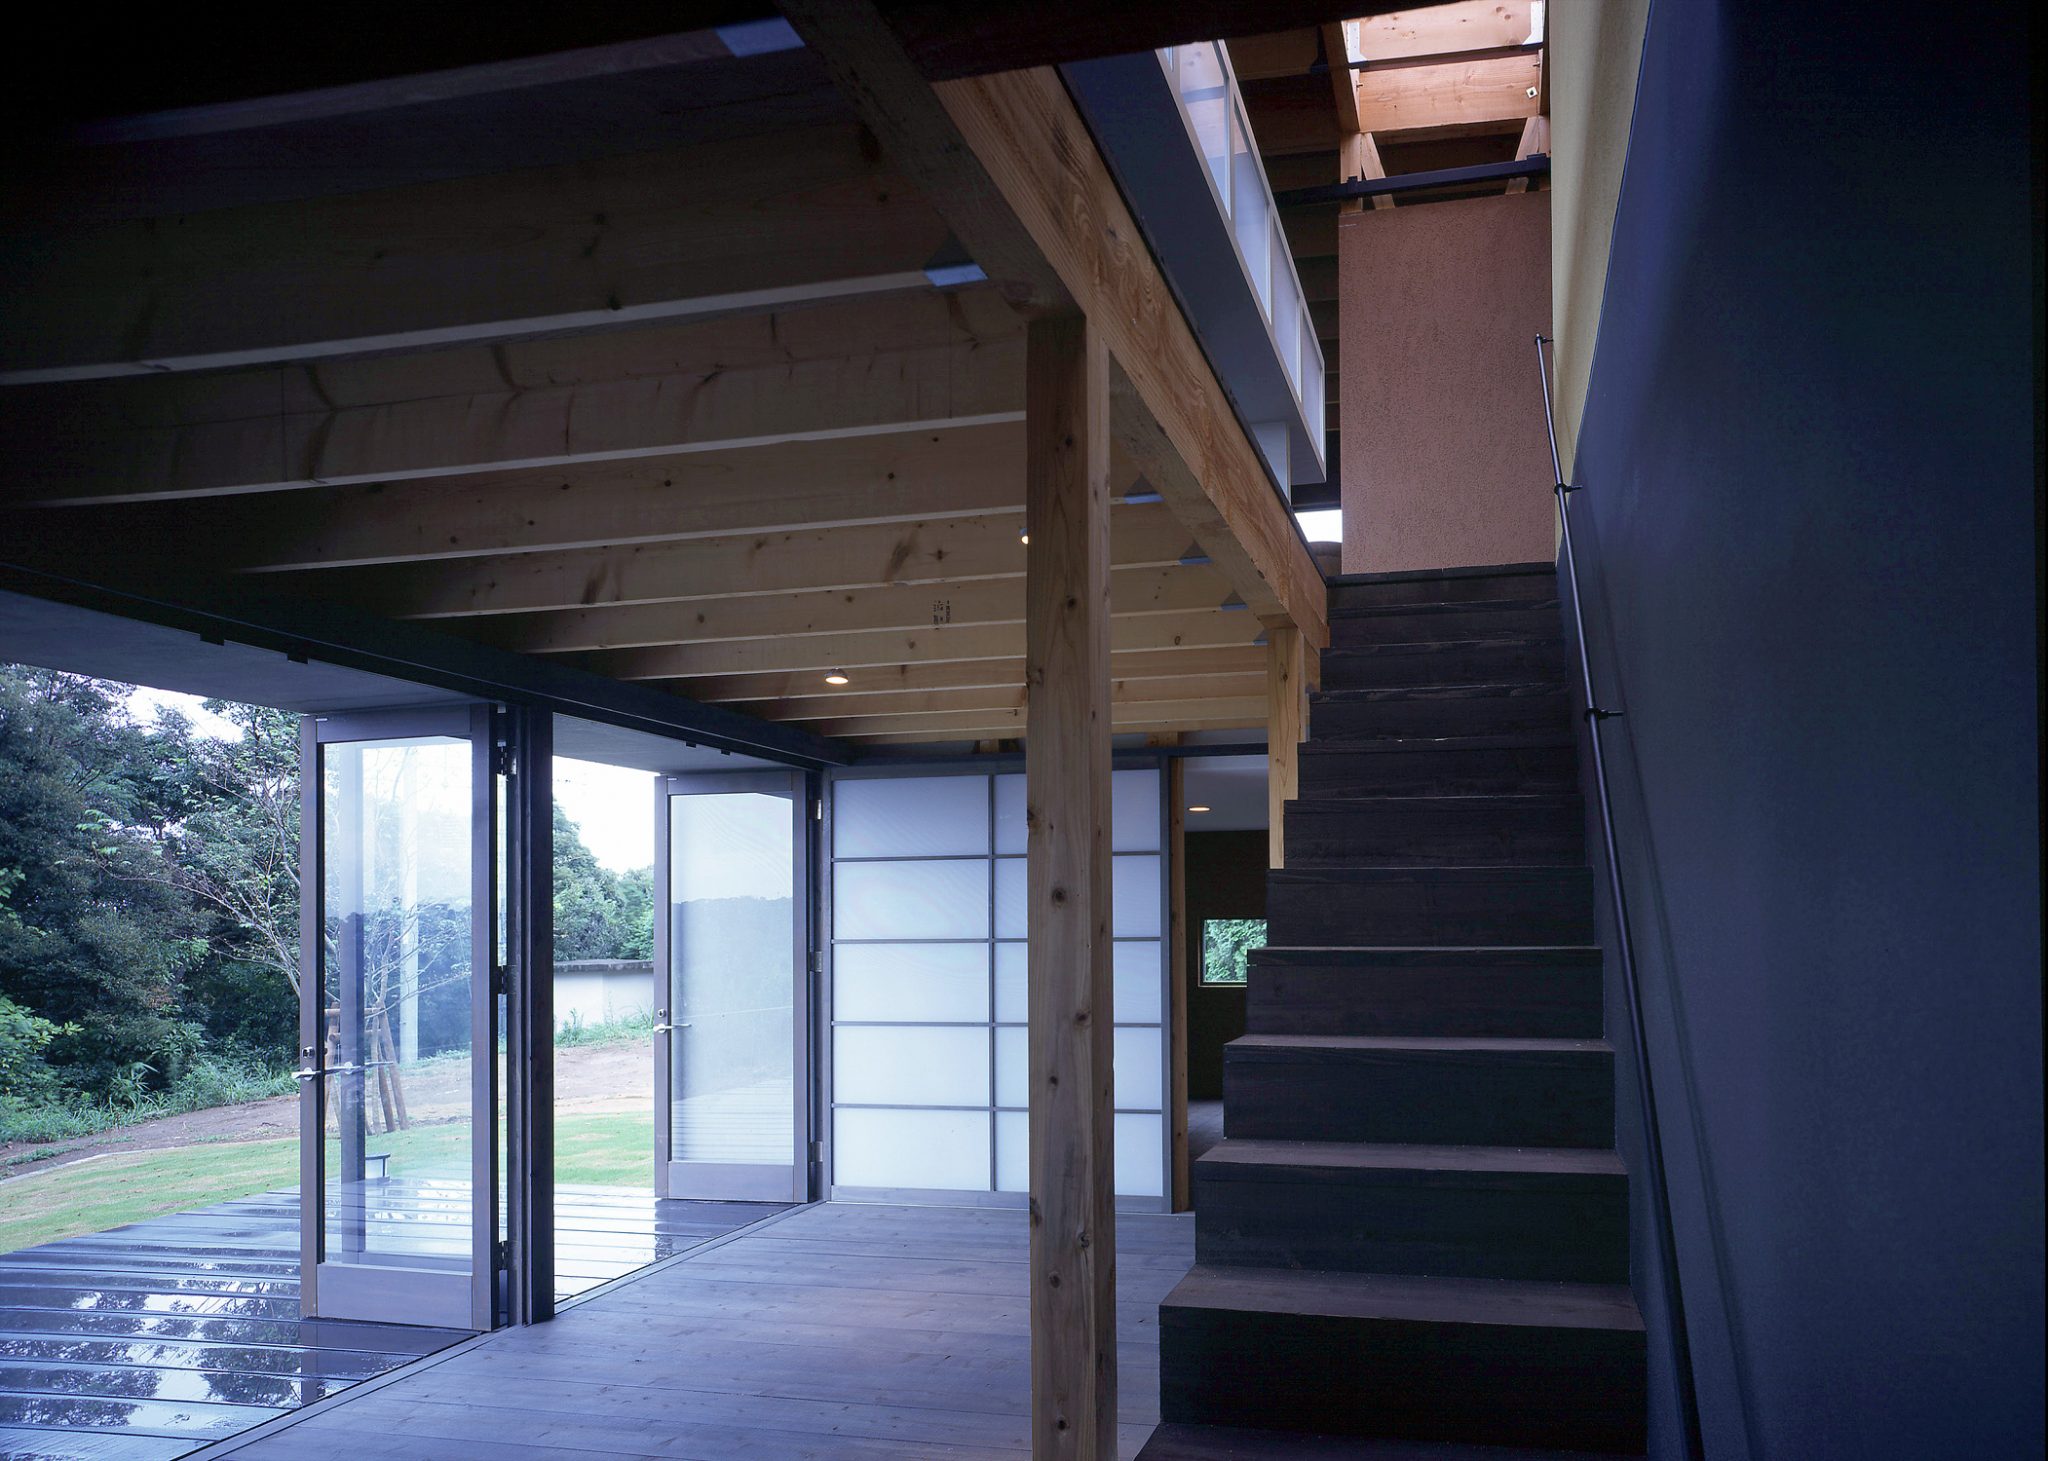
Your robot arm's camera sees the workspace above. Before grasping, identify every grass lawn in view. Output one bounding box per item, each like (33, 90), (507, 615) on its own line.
(0, 1109), (654, 1255)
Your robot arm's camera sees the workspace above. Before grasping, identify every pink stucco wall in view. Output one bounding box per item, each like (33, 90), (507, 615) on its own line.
(1338, 191), (1555, 574)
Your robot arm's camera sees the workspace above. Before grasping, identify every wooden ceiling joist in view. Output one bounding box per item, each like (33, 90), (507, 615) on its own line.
(280, 503), (1193, 621)
(577, 607), (1261, 680)
(4, 289), (1025, 506)
(456, 563), (1238, 656)
(0, 122), (958, 384)
(803, 695), (1269, 741)
(1354, 51), (1542, 135)
(728, 671), (1264, 724)
(675, 644), (1267, 704)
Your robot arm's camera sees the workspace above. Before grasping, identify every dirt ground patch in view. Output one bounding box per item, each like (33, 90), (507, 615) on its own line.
(1, 1037), (656, 1175)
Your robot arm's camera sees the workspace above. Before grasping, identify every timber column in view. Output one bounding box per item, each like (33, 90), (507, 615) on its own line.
(1023, 311), (1116, 1460)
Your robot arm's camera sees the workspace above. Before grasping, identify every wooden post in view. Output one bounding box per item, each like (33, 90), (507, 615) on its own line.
(1267, 625), (1308, 868)
(1024, 311), (1115, 1461)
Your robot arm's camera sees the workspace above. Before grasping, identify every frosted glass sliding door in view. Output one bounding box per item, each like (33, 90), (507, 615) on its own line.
(827, 768), (1169, 1202)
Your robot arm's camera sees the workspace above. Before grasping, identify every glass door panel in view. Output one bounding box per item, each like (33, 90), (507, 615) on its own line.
(655, 773), (807, 1202)
(302, 708), (496, 1331)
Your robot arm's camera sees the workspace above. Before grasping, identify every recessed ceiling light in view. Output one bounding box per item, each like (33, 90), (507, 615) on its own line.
(1187, 804), (1211, 813)
(824, 672), (850, 686)
(1019, 530), (1030, 545)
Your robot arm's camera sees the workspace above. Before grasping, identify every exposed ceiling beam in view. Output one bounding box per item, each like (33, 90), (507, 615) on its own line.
(800, 694), (1268, 740)
(675, 644), (1265, 702)
(730, 672), (1265, 723)
(1352, 1), (1533, 61)
(279, 503), (1194, 620)
(1227, 30), (1322, 82)
(1355, 52), (1542, 134)
(572, 607), (1261, 679)
(5, 291), (1024, 505)
(457, 562), (1238, 655)
(0, 122), (956, 384)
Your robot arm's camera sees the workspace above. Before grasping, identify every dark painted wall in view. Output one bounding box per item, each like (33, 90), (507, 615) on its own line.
(1570, 2), (2042, 1457)
(1184, 830), (1265, 1100)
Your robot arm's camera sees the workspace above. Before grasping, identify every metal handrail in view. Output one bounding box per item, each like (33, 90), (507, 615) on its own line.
(1535, 335), (1705, 1461)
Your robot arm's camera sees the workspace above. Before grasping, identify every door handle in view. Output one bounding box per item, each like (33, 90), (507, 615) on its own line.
(652, 1022), (692, 1034)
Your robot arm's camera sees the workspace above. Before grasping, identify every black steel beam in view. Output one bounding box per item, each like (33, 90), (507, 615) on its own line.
(1274, 155), (1550, 208)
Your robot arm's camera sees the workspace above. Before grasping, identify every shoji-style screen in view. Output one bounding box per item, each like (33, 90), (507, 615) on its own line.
(827, 767), (1168, 1201)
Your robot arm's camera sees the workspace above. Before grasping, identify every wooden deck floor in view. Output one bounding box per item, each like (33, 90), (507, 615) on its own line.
(0, 1184), (781, 1461)
(209, 1201), (1197, 1460)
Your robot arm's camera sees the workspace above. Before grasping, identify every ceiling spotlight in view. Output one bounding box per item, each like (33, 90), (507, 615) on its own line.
(825, 672), (850, 686)
(1187, 804), (1212, 813)
(1019, 530), (1030, 545)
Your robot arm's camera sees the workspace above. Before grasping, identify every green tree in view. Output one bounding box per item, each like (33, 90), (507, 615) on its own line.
(552, 806), (653, 962)
(1200, 917), (1266, 986)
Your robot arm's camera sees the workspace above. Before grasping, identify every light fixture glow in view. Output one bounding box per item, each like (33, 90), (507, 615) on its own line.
(1019, 531), (1030, 545)
(824, 672), (850, 686)
(1187, 804), (1212, 813)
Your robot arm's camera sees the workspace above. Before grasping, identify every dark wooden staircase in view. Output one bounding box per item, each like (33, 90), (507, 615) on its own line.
(1141, 563), (1647, 1460)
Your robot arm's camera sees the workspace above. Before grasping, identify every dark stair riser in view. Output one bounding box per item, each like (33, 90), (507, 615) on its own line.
(1248, 951), (1604, 1039)
(1196, 1157), (1629, 1283)
(1328, 602), (1565, 649)
(1322, 640), (1566, 692)
(1329, 568), (1560, 613)
(1299, 742), (1580, 798)
(1312, 686), (1572, 742)
(1160, 1306), (1646, 1453)
(1266, 868), (1595, 946)
(1225, 1043), (1615, 1148)
(1284, 798), (1584, 869)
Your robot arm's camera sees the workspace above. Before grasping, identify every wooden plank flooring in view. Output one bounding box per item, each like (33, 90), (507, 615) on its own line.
(0, 1184), (781, 1461)
(214, 1201), (1197, 1460)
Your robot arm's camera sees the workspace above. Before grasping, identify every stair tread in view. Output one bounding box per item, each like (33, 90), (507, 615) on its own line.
(1198, 1139), (1627, 1178)
(1233, 1033), (1612, 1055)
(1327, 635), (1563, 651)
(1138, 1421), (1624, 1460)
(1164, 1263), (1643, 1331)
(1288, 793), (1581, 807)
(1315, 681), (1564, 700)
(1271, 864), (1590, 880)
(1254, 944), (1601, 957)
(1299, 732), (1577, 752)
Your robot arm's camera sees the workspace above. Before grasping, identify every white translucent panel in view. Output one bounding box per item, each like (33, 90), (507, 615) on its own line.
(996, 941), (1160, 1024)
(996, 855), (1160, 937)
(1271, 231), (1302, 393)
(994, 941), (1026, 1023)
(994, 857), (1026, 938)
(1301, 318), (1325, 432)
(834, 775), (988, 858)
(834, 1108), (990, 1191)
(833, 858), (989, 940)
(1113, 855), (1163, 937)
(1114, 941), (1164, 1024)
(1178, 43), (1230, 205)
(1115, 1113), (1166, 1197)
(995, 1025), (1027, 1109)
(834, 943), (988, 1024)
(1004, 770), (1158, 853)
(993, 1110), (1166, 1197)
(1111, 768), (1162, 851)
(1231, 107), (1270, 315)
(1115, 1026), (1164, 1111)
(995, 1109), (1029, 1193)
(993, 773), (1026, 854)
(834, 1026), (989, 1107)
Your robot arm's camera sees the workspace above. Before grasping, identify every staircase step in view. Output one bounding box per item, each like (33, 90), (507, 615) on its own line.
(1329, 596), (1562, 640)
(1299, 740), (1578, 797)
(1322, 638), (1566, 691)
(1247, 946), (1603, 1038)
(1224, 1035), (1614, 1148)
(1329, 564), (1560, 614)
(1266, 866), (1594, 946)
(1138, 1421), (1622, 1460)
(1312, 684), (1572, 742)
(1159, 1265), (1646, 1452)
(1195, 1140), (1628, 1283)
(1284, 795), (1583, 868)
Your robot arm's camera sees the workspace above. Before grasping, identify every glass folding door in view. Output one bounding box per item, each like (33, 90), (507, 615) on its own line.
(654, 771), (810, 1202)
(299, 706), (498, 1331)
